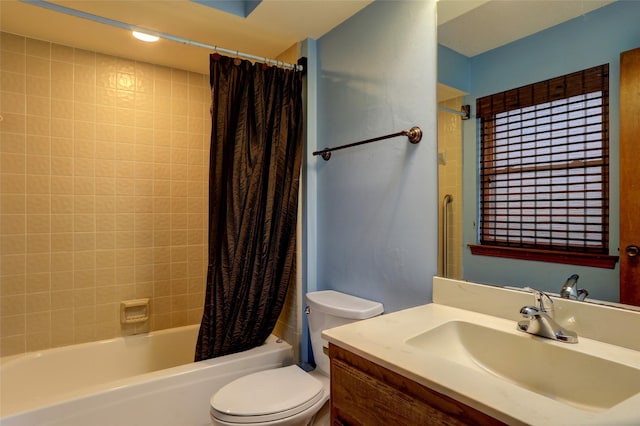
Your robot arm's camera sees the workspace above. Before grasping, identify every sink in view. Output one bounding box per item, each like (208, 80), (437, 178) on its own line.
(406, 321), (640, 412)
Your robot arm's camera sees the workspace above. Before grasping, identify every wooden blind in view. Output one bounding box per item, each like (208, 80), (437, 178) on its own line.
(477, 64), (609, 254)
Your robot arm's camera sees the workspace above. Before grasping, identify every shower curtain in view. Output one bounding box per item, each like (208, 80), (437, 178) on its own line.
(195, 54), (303, 361)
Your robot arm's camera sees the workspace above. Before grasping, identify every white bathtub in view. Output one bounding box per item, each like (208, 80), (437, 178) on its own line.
(0, 325), (293, 426)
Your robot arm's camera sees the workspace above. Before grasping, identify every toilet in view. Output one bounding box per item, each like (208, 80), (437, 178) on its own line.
(209, 290), (384, 426)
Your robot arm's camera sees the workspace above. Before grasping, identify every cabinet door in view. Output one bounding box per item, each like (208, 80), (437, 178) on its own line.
(332, 358), (468, 425)
(330, 344), (505, 426)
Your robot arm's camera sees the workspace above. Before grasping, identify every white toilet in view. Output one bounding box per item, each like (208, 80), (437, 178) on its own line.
(209, 290), (384, 426)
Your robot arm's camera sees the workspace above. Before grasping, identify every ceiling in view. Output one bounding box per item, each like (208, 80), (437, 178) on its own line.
(0, 0), (373, 74)
(438, 0), (614, 57)
(1, 0), (615, 75)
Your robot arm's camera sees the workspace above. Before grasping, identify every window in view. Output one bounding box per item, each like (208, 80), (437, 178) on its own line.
(471, 64), (617, 268)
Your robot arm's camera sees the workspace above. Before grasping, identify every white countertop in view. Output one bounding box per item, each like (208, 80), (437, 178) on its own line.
(322, 280), (640, 426)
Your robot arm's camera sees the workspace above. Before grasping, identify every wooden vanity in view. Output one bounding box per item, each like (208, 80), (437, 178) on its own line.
(329, 344), (504, 425)
(322, 278), (640, 426)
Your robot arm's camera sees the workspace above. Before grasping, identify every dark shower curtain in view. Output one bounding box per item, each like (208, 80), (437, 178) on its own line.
(195, 54), (303, 361)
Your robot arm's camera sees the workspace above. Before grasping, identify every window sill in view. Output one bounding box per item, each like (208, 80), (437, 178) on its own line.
(468, 245), (619, 269)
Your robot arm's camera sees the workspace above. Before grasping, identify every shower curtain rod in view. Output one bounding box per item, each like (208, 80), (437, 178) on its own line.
(24, 0), (304, 71)
(438, 105), (471, 120)
(312, 127), (423, 161)
(164, 37), (304, 71)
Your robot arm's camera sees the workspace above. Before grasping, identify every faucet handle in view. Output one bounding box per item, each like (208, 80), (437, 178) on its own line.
(526, 288), (554, 314)
(560, 273), (589, 301)
(519, 305), (540, 318)
(576, 288), (589, 301)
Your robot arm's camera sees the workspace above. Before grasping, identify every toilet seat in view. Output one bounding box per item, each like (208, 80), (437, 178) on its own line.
(210, 365), (326, 424)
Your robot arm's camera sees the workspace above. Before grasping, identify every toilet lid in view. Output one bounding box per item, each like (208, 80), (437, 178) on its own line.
(210, 365), (325, 423)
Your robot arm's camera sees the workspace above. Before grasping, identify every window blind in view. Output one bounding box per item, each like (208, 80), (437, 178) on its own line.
(477, 64), (609, 254)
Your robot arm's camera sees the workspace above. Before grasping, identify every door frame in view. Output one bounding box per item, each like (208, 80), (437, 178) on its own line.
(619, 47), (640, 305)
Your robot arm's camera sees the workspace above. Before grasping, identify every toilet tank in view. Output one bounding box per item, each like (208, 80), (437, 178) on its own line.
(305, 290), (383, 376)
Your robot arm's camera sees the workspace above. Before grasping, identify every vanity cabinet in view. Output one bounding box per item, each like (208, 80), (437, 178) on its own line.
(329, 344), (505, 426)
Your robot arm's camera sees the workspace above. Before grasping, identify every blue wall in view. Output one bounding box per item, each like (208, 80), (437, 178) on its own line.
(438, 44), (470, 93)
(310, 0), (438, 314)
(454, 1), (640, 301)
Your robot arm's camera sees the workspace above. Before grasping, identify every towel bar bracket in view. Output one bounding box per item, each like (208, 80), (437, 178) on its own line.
(405, 126), (423, 144)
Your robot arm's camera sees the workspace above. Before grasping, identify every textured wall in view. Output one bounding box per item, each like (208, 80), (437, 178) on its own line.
(314, 0), (438, 314)
(0, 32), (210, 356)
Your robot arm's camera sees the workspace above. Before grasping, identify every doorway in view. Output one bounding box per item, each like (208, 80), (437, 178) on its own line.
(437, 84), (466, 279)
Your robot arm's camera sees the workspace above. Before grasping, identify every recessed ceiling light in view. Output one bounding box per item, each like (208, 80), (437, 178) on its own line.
(132, 31), (159, 42)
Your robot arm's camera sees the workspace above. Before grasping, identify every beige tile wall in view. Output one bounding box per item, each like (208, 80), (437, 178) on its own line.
(0, 32), (211, 356)
(438, 97), (463, 279)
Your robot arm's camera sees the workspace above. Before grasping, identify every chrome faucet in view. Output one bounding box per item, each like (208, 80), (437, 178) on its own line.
(559, 274), (589, 301)
(517, 289), (578, 343)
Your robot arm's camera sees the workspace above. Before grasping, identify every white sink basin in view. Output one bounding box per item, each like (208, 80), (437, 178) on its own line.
(406, 320), (640, 412)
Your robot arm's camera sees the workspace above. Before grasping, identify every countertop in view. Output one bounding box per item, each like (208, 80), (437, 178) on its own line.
(323, 283), (640, 425)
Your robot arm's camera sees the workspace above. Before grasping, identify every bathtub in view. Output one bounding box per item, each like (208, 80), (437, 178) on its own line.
(0, 325), (293, 426)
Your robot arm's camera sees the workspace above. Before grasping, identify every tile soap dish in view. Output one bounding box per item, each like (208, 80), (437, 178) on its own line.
(120, 298), (150, 324)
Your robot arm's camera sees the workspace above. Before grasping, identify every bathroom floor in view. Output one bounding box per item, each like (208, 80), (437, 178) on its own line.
(312, 401), (330, 425)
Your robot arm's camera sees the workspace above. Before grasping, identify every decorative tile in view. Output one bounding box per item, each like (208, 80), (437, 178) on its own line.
(25, 38), (49, 58)
(1, 153), (26, 174)
(1, 32), (211, 354)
